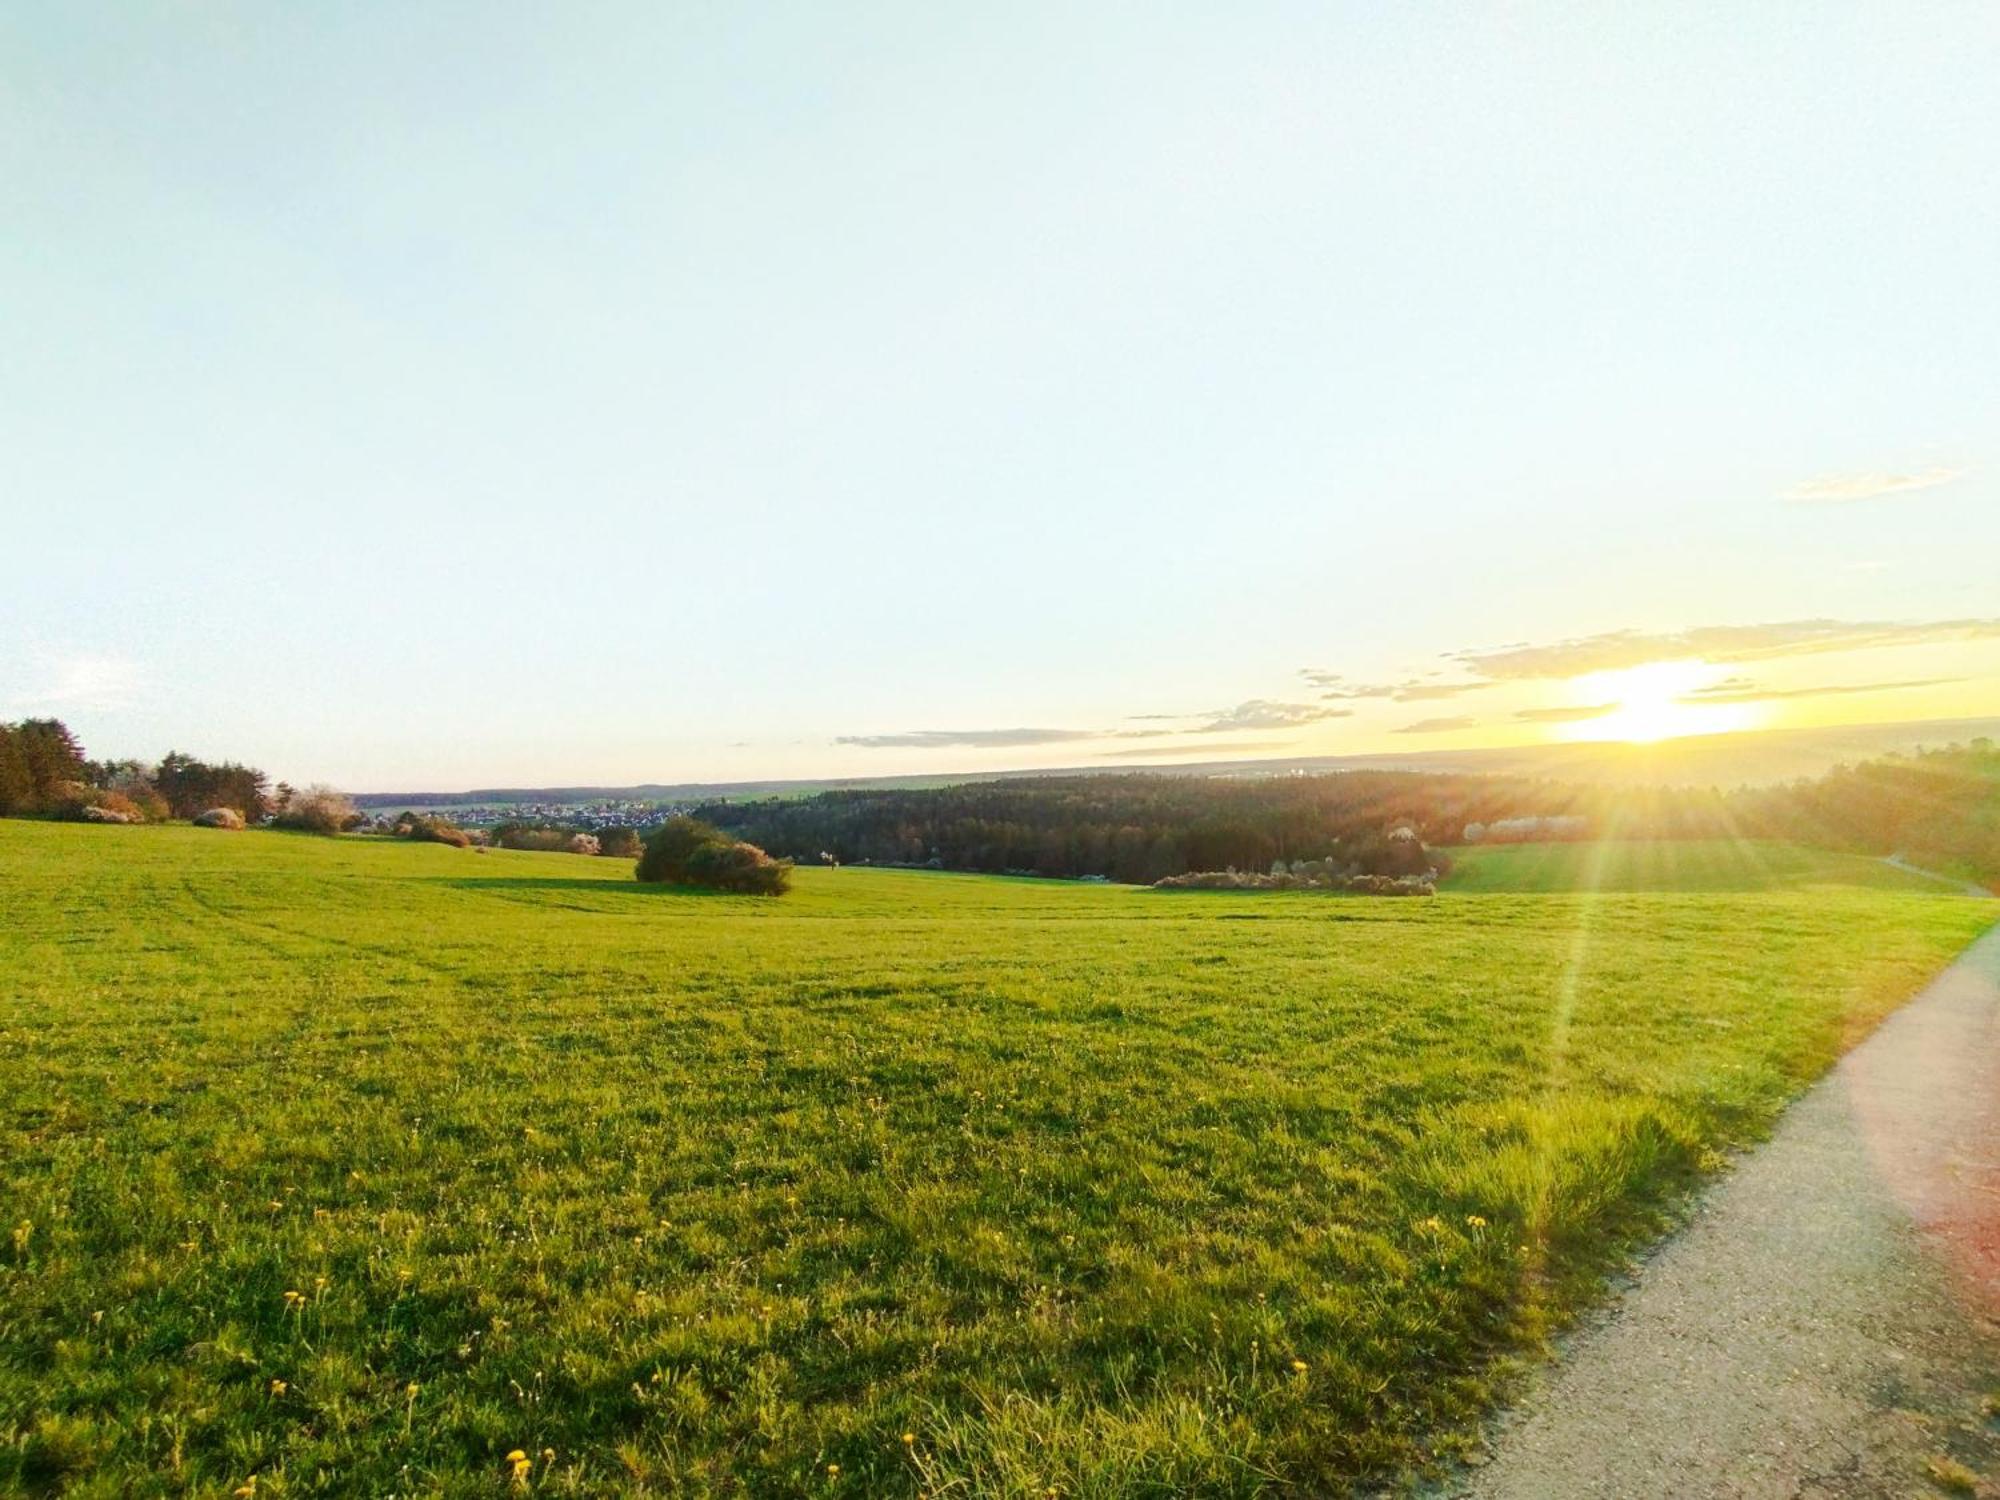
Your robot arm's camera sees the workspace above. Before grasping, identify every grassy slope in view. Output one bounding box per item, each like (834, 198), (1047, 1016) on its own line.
(1438, 837), (1939, 894)
(0, 825), (1989, 1498)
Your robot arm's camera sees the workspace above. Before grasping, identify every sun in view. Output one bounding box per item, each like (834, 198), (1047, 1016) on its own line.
(1556, 660), (1764, 744)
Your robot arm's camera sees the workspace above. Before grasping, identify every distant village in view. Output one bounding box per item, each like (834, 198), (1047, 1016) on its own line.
(379, 798), (695, 831)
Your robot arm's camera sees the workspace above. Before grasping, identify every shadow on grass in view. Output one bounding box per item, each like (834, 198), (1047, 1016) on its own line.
(435, 876), (739, 898)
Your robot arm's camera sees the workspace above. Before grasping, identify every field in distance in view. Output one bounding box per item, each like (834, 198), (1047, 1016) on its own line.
(1, 823), (1990, 1497)
(1437, 836), (1957, 894)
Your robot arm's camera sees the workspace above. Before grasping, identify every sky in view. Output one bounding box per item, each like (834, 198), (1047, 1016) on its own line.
(4, 2), (1997, 790)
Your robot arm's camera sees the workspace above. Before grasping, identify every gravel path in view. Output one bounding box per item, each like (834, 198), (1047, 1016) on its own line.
(1454, 918), (2000, 1500)
(1884, 854), (1995, 900)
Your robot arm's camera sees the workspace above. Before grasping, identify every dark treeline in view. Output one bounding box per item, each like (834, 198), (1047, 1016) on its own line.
(152, 750), (272, 822)
(699, 772), (1571, 883)
(0, 718), (272, 824)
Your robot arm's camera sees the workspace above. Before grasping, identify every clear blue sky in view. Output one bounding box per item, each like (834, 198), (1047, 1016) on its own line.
(5, 3), (1996, 788)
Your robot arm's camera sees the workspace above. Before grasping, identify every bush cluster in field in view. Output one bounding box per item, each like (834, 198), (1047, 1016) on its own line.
(0, 824), (1986, 1497)
(1156, 860), (1436, 894)
(636, 816), (791, 895)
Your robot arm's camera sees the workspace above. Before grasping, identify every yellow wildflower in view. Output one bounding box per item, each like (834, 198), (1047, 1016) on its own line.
(1466, 1215), (1488, 1229)
(1290, 1358), (1308, 1374)
(269, 1378), (287, 1396)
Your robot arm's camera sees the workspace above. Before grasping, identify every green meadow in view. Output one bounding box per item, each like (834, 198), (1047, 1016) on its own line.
(1435, 836), (1950, 894)
(0, 823), (1990, 1498)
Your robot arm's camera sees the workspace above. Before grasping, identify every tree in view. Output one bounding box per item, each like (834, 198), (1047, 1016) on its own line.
(0, 719), (85, 814)
(155, 751), (271, 821)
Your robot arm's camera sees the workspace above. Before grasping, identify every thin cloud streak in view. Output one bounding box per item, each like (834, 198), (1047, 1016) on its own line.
(1677, 676), (1962, 705)
(1514, 703), (1620, 723)
(1197, 700), (1353, 732)
(1453, 618), (2000, 680)
(1393, 715), (1478, 735)
(1098, 740), (1294, 759)
(1391, 681), (1491, 702)
(1300, 672), (1490, 702)
(835, 727), (1103, 750)
(1783, 466), (1966, 503)
(4, 654), (143, 714)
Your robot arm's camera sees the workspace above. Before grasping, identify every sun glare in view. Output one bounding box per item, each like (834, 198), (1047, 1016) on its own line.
(1557, 660), (1763, 744)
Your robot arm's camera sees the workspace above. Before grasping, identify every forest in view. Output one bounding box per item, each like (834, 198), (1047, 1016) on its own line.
(704, 743), (2000, 885)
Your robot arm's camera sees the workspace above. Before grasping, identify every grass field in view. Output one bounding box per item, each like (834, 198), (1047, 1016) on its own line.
(1, 825), (1991, 1497)
(1437, 837), (1949, 894)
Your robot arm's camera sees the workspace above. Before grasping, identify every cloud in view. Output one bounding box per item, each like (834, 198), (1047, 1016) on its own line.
(1301, 671), (1489, 702)
(1782, 466), (1966, 503)
(1098, 740), (1295, 759)
(1676, 676), (1962, 705)
(1390, 680), (1491, 702)
(1195, 700), (1353, 732)
(1513, 703), (1620, 723)
(1451, 618), (2000, 680)
(835, 727), (1103, 750)
(1393, 715), (1478, 735)
(1321, 683), (1399, 700)
(4, 654), (143, 714)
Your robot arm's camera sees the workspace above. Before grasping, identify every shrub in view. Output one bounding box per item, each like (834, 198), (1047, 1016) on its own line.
(493, 824), (571, 852)
(686, 839), (793, 895)
(193, 807), (246, 830)
(595, 827), (641, 859)
(567, 833), (601, 857)
(271, 784), (356, 835)
(635, 816), (724, 884)
(636, 816), (791, 895)
(55, 787), (148, 823)
(404, 815), (471, 848)
(78, 803), (140, 825)
(124, 785), (170, 822)
(1154, 867), (1435, 896)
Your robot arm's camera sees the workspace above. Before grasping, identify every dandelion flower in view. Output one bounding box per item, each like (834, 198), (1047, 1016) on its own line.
(1466, 1215), (1488, 1229)
(902, 1432), (915, 1445)
(1291, 1358), (1308, 1374)
(269, 1378), (287, 1396)
(827, 1462), (840, 1475)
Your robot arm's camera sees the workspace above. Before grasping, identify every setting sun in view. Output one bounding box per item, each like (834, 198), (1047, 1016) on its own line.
(1559, 661), (1765, 744)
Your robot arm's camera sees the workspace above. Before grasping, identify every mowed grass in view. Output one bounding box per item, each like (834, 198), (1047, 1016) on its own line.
(1438, 837), (1941, 894)
(0, 825), (1990, 1498)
